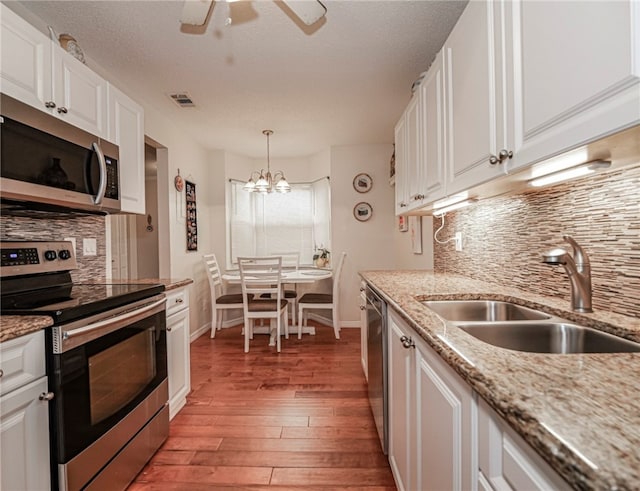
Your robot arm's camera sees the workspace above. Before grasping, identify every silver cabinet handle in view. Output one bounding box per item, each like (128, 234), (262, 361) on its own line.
(175, 298), (184, 304)
(57, 107), (68, 114)
(92, 142), (107, 205)
(39, 392), (55, 401)
(400, 335), (415, 349)
(489, 149), (513, 166)
(45, 101), (56, 109)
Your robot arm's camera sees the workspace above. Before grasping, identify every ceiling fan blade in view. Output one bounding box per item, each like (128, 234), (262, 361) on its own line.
(180, 0), (215, 26)
(281, 0), (327, 25)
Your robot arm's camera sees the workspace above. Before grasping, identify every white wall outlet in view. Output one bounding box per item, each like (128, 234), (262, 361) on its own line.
(455, 232), (463, 252)
(83, 238), (97, 256)
(64, 237), (76, 256)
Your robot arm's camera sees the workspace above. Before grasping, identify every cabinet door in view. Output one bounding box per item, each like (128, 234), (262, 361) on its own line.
(107, 84), (146, 214)
(415, 340), (476, 491)
(0, 377), (51, 491)
(507, 0), (640, 170)
(405, 93), (423, 209)
(394, 115), (409, 215)
(445, 0), (506, 194)
(387, 313), (414, 491)
(420, 51), (446, 203)
(167, 308), (191, 420)
(0, 4), (52, 111)
(52, 48), (107, 137)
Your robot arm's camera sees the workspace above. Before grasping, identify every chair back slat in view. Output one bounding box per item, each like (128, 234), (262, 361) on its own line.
(332, 251), (347, 299)
(238, 256), (283, 299)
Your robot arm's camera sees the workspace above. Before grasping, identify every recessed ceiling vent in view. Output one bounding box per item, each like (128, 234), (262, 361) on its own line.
(168, 92), (196, 108)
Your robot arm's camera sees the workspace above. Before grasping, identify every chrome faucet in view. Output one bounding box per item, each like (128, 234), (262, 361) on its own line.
(541, 235), (593, 313)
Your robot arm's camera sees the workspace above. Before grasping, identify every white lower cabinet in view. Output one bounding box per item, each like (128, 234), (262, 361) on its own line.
(0, 331), (51, 491)
(360, 281), (368, 379)
(478, 398), (571, 491)
(166, 287), (191, 420)
(388, 309), (476, 491)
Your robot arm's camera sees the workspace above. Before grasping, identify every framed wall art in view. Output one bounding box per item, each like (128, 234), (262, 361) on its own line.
(353, 173), (373, 193)
(353, 202), (373, 222)
(398, 215), (408, 232)
(185, 180), (198, 251)
(409, 216), (422, 254)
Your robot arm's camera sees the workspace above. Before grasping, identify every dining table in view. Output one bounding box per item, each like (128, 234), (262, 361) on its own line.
(221, 267), (333, 338)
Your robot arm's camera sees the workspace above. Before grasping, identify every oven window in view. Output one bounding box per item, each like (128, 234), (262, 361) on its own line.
(89, 328), (156, 424)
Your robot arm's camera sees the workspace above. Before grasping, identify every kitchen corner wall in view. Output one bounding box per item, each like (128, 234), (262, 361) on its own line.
(433, 163), (640, 318)
(0, 214), (107, 282)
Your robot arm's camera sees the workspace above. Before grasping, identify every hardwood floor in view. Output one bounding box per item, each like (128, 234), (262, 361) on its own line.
(129, 323), (396, 490)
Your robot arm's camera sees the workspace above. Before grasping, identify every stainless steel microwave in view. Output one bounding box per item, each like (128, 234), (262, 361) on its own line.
(0, 94), (120, 214)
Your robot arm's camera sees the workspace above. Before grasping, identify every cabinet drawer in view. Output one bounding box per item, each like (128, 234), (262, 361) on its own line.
(166, 288), (189, 317)
(0, 330), (46, 396)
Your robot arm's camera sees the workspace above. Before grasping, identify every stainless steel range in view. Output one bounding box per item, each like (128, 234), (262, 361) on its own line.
(1, 240), (168, 491)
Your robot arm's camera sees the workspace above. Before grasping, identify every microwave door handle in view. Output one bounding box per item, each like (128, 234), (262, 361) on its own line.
(92, 142), (107, 205)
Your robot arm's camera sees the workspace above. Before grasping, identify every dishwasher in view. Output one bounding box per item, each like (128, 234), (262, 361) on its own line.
(366, 285), (388, 454)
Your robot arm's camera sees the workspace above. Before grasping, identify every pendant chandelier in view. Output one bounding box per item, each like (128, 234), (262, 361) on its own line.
(243, 130), (291, 194)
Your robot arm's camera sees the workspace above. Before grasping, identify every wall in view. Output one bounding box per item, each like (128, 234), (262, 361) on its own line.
(135, 175), (159, 279)
(0, 213), (107, 282)
(433, 163), (640, 318)
(330, 144), (397, 325)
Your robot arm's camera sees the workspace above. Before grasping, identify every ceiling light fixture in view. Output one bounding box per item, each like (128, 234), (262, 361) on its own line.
(244, 130), (291, 194)
(529, 160), (611, 188)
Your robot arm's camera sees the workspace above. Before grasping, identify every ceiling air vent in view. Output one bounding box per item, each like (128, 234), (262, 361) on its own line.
(168, 92), (195, 108)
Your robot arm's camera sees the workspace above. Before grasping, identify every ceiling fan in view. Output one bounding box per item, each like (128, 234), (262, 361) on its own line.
(180, 0), (327, 27)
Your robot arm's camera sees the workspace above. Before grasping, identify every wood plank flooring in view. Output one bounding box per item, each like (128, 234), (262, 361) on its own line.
(129, 323), (396, 490)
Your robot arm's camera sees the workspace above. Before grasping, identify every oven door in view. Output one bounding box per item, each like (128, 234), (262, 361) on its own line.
(47, 295), (167, 468)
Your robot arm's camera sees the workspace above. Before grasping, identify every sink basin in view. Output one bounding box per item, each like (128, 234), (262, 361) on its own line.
(423, 300), (551, 322)
(458, 322), (640, 354)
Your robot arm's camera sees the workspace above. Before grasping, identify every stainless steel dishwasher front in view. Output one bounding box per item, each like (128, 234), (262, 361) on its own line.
(366, 285), (388, 455)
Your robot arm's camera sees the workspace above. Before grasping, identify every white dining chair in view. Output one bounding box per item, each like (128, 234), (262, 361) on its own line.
(238, 256), (289, 353)
(297, 251), (347, 340)
(264, 251), (300, 325)
(203, 253), (247, 338)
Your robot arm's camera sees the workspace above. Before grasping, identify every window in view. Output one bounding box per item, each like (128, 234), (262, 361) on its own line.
(228, 178), (331, 265)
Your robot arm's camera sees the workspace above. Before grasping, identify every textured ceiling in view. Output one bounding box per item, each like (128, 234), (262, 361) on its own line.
(14, 0), (467, 158)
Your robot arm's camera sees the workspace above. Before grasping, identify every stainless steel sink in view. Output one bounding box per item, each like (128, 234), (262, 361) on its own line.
(458, 322), (640, 354)
(423, 300), (551, 322)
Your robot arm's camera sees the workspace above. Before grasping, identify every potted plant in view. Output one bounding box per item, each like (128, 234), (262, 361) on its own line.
(313, 247), (330, 268)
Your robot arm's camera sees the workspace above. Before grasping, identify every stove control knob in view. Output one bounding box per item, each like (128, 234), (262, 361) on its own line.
(58, 250), (71, 260)
(44, 250), (57, 261)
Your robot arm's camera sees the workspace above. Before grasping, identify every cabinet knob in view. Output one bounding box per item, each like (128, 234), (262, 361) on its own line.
(360, 305), (366, 310)
(0, 369), (4, 378)
(45, 101), (56, 109)
(400, 335), (415, 349)
(175, 298), (184, 304)
(400, 202), (408, 208)
(413, 194), (425, 201)
(167, 326), (172, 332)
(489, 155), (500, 165)
(57, 107), (68, 114)
(499, 149), (513, 161)
(39, 392), (55, 401)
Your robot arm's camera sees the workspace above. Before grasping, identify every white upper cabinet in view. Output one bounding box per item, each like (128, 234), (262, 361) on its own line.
(507, 0), (640, 168)
(0, 5), (52, 110)
(0, 4), (107, 137)
(444, 0), (508, 196)
(52, 48), (108, 138)
(108, 84), (145, 214)
(394, 51), (446, 215)
(394, 114), (410, 215)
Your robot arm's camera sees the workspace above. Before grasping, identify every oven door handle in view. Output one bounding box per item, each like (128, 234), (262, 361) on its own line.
(59, 297), (166, 351)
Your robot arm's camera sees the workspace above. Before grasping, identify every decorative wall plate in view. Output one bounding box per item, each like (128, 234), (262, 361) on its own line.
(353, 173), (373, 193)
(353, 202), (373, 221)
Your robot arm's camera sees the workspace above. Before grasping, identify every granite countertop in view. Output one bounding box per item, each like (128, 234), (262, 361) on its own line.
(0, 278), (194, 343)
(360, 270), (640, 491)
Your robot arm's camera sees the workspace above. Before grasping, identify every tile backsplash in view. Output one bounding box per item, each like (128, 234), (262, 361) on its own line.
(433, 163), (640, 318)
(1, 213), (107, 282)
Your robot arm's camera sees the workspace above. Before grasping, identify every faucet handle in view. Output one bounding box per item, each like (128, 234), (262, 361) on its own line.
(563, 235), (589, 266)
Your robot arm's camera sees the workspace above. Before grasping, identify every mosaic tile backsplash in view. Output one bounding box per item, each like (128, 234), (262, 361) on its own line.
(1, 213), (107, 282)
(433, 163), (640, 318)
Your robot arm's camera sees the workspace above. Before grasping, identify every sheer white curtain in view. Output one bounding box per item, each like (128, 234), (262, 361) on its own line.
(229, 178), (330, 265)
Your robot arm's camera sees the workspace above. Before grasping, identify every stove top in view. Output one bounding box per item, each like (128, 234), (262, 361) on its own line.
(1, 240), (164, 324)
